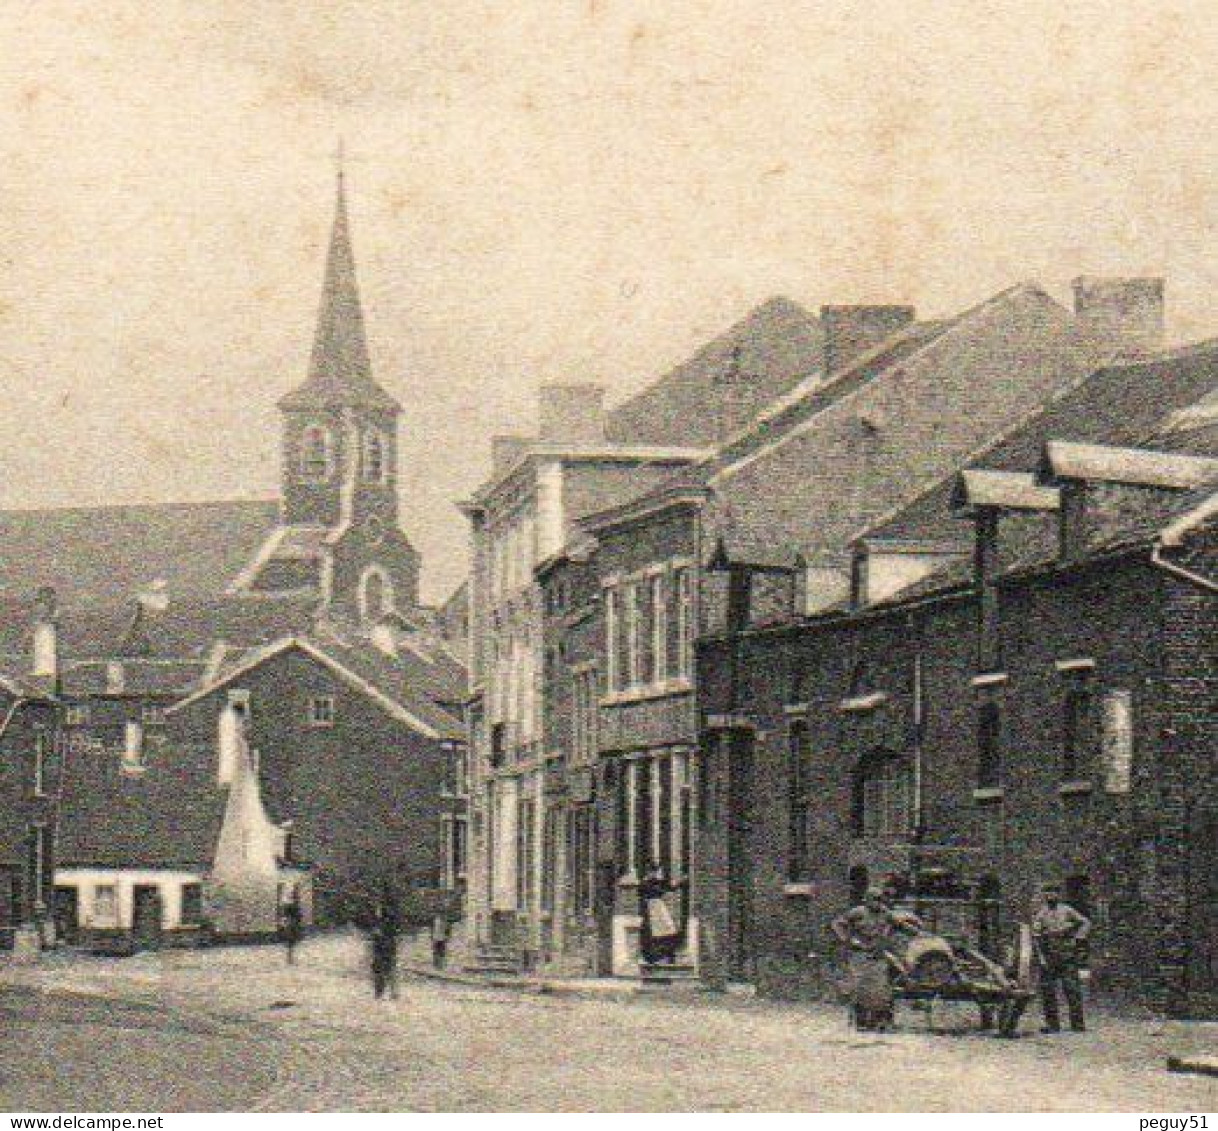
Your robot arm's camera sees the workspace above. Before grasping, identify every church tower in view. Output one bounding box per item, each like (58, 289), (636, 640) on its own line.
(279, 166), (401, 532)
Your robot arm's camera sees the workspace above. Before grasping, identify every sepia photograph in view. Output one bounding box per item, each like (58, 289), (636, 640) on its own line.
(0, 0), (1215, 1116)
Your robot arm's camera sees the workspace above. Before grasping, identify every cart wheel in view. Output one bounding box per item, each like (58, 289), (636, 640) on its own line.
(910, 951), (957, 988)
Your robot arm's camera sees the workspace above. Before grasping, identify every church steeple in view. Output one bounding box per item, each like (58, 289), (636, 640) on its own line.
(279, 161), (400, 414)
(279, 160), (402, 530)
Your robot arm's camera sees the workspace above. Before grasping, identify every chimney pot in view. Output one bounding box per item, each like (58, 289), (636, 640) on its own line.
(820, 305), (916, 376)
(1072, 276), (1164, 353)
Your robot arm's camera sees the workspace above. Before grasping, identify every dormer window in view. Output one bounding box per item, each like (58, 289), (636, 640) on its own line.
(299, 425), (333, 482)
(362, 430), (388, 484)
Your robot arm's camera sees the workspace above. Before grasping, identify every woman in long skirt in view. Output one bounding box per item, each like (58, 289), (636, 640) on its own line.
(831, 887), (903, 1030)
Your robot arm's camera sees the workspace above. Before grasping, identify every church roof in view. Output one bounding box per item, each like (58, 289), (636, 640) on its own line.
(279, 171), (400, 414)
(0, 498), (279, 606)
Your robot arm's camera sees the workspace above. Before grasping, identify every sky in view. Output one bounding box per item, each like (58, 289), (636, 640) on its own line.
(3, 1), (1218, 602)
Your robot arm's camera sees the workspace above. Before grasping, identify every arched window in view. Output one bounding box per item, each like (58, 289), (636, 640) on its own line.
(362, 430), (388, 484)
(359, 565), (394, 623)
(299, 425), (333, 481)
(852, 748), (912, 839)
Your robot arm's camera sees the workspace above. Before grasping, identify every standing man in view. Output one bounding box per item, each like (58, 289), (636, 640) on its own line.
(280, 891), (303, 966)
(831, 886), (905, 1031)
(1032, 882), (1091, 1033)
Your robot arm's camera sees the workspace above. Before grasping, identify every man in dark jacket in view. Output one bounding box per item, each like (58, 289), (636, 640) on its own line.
(1032, 883), (1091, 1033)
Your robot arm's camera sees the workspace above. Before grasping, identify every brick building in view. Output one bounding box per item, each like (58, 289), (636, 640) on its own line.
(696, 341), (1217, 1016)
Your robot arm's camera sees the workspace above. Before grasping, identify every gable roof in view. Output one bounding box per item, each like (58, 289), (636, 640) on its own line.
(1042, 441), (1218, 489)
(0, 498), (279, 606)
(169, 633), (465, 742)
(604, 296), (823, 446)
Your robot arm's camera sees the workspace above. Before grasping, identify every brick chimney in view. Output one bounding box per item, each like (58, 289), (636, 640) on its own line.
(491, 435), (531, 478)
(820, 305), (916, 376)
(1072, 276), (1164, 353)
(538, 384), (606, 445)
(31, 587), (58, 682)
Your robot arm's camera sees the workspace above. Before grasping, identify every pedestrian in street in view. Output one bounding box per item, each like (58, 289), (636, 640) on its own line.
(280, 891), (303, 966)
(368, 891), (401, 1000)
(1032, 882), (1091, 1033)
(431, 910), (451, 970)
(638, 861), (680, 965)
(831, 886), (907, 1031)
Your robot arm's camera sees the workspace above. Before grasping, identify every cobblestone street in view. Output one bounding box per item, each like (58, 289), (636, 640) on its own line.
(2, 935), (1215, 1112)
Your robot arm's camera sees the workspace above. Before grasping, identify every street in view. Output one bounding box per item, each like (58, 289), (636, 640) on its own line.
(2, 936), (1215, 1112)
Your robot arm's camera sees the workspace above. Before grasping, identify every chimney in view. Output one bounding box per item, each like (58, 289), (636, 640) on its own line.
(714, 344), (764, 440)
(31, 587), (58, 682)
(538, 384), (606, 445)
(1072, 276), (1164, 353)
(820, 305), (916, 376)
(491, 435), (531, 478)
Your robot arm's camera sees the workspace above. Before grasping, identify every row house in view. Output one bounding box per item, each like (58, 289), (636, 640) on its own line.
(555, 279), (1141, 979)
(0, 169), (468, 948)
(696, 338), (1217, 1016)
(461, 297), (828, 968)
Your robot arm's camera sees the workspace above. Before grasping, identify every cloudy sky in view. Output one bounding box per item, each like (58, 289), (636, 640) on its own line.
(3, 1), (1217, 600)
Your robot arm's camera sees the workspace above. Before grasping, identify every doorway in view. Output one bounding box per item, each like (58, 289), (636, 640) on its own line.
(52, 886), (79, 945)
(131, 885), (163, 951)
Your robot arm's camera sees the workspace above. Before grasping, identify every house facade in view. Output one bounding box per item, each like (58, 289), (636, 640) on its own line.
(695, 353), (1217, 1014)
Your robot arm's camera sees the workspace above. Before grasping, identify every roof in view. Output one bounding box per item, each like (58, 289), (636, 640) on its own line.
(0, 499), (278, 606)
(862, 337), (1218, 548)
(58, 658), (209, 698)
(170, 631), (465, 742)
(604, 296), (824, 446)
(279, 172), (400, 414)
(0, 590), (321, 664)
(56, 735), (225, 870)
(1041, 440), (1218, 489)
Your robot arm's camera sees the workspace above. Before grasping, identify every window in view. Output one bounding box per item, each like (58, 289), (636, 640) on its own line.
(441, 815), (468, 889)
(33, 730), (48, 797)
(64, 704), (89, 727)
(300, 424), (332, 481)
(787, 723), (811, 881)
(445, 743), (469, 797)
(92, 883), (118, 927)
(604, 586), (622, 693)
(854, 750), (912, 838)
(624, 581), (642, 688)
(977, 701), (1002, 788)
(649, 572), (667, 684)
(308, 696), (336, 727)
(180, 883), (204, 927)
(1061, 677), (1097, 781)
(362, 429), (388, 483)
(516, 798), (536, 911)
(541, 807), (561, 913)
(672, 566), (693, 680)
(358, 566), (394, 623)
(141, 704), (167, 727)
(567, 805), (595, 916)
(572, 667), (600, 762)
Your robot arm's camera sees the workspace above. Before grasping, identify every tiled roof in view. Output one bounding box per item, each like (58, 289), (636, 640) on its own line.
(604, 296), (824, 446)
(56, 735), (224, 870)
(0, 499), (278, 606)
(862, 337), (1218, 548)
